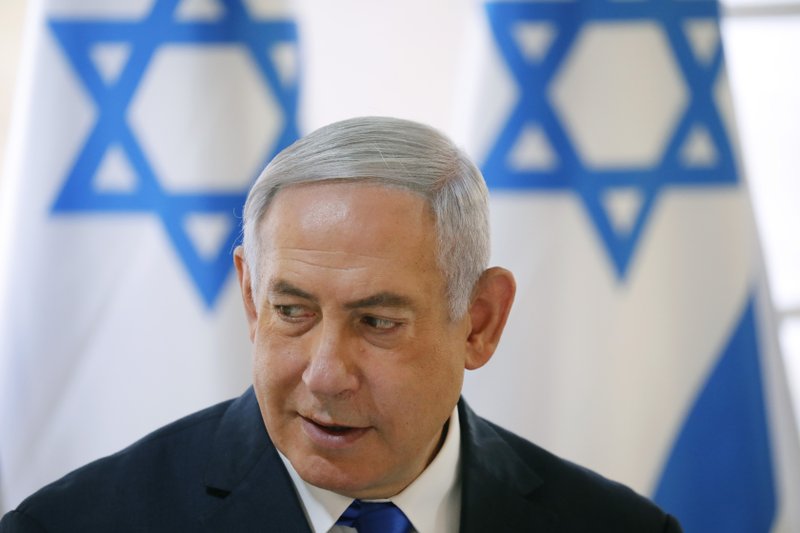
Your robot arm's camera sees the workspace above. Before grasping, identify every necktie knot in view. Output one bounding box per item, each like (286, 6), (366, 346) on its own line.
(336, 499), (413, 533)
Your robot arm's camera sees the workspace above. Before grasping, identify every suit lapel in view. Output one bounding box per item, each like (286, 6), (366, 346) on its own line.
(200, 387), (312, 533)
(458, 400), (556, 533)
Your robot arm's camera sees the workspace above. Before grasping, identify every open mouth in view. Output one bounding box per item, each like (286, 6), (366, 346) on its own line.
(301, 415), (369, 446)
(308, 417), (357, 434)
(312, 421), (356, 435)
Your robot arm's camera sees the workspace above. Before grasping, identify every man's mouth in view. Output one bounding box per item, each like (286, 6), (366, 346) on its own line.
(300, 415), (370, 447)
(306, 416), (360, 433)
(314, 419), (354, 432)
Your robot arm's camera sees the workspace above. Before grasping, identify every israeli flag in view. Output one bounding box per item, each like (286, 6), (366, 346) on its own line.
(458, 1), (800, 531)
(0, 0), (298, 510)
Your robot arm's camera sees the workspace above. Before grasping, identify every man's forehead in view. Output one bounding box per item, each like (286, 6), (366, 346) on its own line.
(271, 182), (353, 224)
(261, 182), (434, 237)
(261, 180), (431, 244)
(253, 182), (448, 309)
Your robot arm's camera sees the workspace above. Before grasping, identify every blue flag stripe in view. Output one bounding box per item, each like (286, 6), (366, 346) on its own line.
(654, 295), (776, 532)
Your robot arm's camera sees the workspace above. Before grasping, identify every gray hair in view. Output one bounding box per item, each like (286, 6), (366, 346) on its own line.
(241, 116), (490, 319)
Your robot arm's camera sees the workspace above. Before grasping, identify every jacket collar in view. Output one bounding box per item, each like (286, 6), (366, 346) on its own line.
(201, 387), (312, 533)
(458, 399), (555, 533)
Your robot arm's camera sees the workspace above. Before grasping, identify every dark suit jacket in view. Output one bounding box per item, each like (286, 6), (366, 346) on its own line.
(1, 387), (681, 532)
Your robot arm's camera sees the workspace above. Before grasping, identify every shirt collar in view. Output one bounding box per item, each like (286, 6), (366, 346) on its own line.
(279, 405), (462, 533)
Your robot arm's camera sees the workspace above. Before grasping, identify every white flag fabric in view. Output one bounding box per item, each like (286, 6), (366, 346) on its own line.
(458, 1), (800, 531)
(0, 0), (299, 511)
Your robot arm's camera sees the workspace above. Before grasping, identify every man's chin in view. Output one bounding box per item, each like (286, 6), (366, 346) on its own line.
(292, 454), (401, 499)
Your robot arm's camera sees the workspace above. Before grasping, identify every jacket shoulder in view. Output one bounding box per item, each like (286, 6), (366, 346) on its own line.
(460, 402), (682, 532)
(1, 397), (236, 532)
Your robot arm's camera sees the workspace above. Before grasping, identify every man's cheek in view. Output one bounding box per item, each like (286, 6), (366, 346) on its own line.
(260, 341), (307, 384)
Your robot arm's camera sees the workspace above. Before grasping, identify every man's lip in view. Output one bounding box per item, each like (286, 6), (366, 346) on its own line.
(300, 415), (370, 448)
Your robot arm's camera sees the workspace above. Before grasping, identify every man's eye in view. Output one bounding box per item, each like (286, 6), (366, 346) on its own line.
(362, 316), (399, 330)
(274, 305), (310, 319)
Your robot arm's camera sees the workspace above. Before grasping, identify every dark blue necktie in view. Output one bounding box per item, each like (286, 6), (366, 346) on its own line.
(335, 499), (413, 533)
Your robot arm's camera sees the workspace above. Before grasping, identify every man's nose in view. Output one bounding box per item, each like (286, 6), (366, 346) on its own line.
(302, 322), (359, 397)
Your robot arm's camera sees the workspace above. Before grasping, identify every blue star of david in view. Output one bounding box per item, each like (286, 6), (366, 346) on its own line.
(48, 0), (298, 308)
(484, 0), (737, 279)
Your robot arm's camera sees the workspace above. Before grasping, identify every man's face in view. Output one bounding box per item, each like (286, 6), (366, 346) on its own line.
(241, 183), (471, 499)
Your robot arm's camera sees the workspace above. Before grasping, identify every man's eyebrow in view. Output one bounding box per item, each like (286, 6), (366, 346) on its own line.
(267, 281), (412, 310)
(268, 280), (317, 302)
(344, 292), (414, 310)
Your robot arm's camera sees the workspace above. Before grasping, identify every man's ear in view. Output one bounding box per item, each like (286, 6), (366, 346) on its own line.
(464, 267), (516, 370)
(233, 246), (258, 342)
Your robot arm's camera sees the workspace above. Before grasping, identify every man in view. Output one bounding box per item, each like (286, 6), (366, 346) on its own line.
(1, 117), (681, 532)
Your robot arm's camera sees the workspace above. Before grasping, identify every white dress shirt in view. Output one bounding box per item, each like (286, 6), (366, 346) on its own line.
(278, 406), (462, 533)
